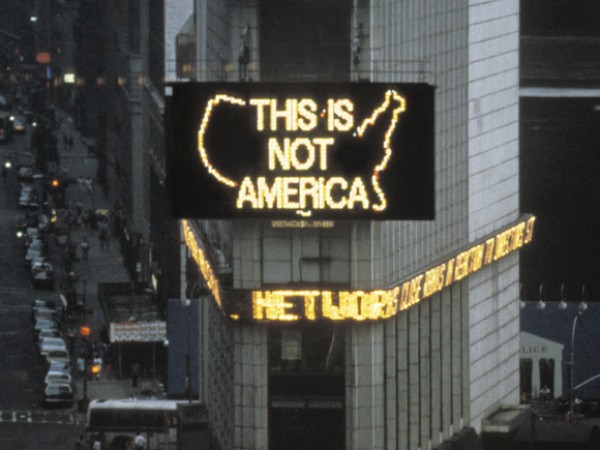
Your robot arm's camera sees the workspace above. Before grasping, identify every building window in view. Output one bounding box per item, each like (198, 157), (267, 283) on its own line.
(539, 358), (555, 396)
(520, 358), (532, 401)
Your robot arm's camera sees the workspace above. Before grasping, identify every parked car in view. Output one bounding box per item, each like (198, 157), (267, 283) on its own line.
(38, 328), (63, 344)
(25, 241), (47, 262)
(18, 183), (39, 209)
(34, 317), (59, 334)
(42, 382), (74, 408)
(32, 266), (55, 290)
(32, 299), (58, 310)
(34, 308), (58, 323)
(25, 237), (47, 250)
(28, 255), (49, 271)
(45, 349), (70, 364)
(47, 360), (71, 374)
(44, 371), (72, 386)
(30, 261), (53, 276)
(17, 165), (33, 182)
(11, 114), (26, 133)
(39, 338), (67, 356)
(18, 226), (42, 242)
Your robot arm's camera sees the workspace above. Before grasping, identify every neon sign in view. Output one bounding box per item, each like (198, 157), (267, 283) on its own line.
(228, 215), (535, 322)
(180, 216), (535, 321)
(166, 83), (434, 220)
(181, 219), (222, 309)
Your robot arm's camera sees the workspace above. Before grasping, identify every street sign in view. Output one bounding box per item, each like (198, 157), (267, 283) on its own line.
(35, 52), (51, 64)
(109, 321), (167, 343)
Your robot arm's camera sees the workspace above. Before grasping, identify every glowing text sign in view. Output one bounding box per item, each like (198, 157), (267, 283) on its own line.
(181, 219), (222, 308)
(167, 83), (434, 220)
(244, 216), (535, 322)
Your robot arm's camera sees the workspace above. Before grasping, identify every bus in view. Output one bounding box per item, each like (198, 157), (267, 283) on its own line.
(0, 112), (13, 142)
(85, 398), (182, 449)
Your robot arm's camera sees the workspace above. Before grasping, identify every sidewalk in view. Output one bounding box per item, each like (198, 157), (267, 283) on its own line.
(49, 108), (161, 420)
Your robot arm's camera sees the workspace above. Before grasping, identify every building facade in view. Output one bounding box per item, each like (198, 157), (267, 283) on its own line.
(166, 1), (526, 448)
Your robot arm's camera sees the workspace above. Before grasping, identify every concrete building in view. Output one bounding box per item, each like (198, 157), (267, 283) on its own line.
(103, 0), (181, 308)
(520, 301), (600, 401)
(166, 1), (530, 448)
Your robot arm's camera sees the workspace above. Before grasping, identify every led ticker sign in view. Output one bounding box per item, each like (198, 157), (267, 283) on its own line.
(181, 219), (223, 309)
(166, 82), (434, 220)
(225, 215), (535, 322)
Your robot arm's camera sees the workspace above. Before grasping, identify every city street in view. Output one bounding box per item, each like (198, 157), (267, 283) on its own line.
(0, 122), (83, 447)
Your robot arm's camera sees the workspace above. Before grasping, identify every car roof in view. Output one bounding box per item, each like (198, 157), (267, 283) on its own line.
(33, 300), (57, 308)
(47, 357), (70, 365)
(35, 318), (57, 325)
(42, 343), (67, 350)
(40, 338), (65, 344)
(46, 371), (71, 378)
(39, 329), (62, 336)
(45, 383), (73, 393)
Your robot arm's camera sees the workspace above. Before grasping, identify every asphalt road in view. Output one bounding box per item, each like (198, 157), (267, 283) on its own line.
(0, 128), (83, 448)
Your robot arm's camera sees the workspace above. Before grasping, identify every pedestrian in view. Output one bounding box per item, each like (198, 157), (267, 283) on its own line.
(67, 329), (76, 353)
(80, 237), (90, 260)
(81, 209), (90, 231)
(540, 385), (551, 404)
(77, 354), (85, 377)
(134, 431), (147, 450)
(74, 434), (85, 450)
(92, 437), (102, 450)
(93, 354), (103, 380)
(99, 226), (108, 250)
(131, 362), (141, 388)
(90, 211), (98, 232)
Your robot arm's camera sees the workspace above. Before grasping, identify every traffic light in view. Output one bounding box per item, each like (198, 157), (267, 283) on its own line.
(80, 325), (91, 338)
(51, 178), (60, 188)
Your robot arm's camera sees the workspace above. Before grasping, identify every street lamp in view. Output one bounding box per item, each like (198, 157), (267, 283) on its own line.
(558, 284), (588, 423)
(536, 283), (546, 310)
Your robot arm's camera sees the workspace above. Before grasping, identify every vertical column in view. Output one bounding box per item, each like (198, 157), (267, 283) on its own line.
(430, 294), (442, 446)
(440, 288), (453, 440)
(451, 285), (463, 433)
(461, 282), (471, 426)
(408, 306), (420, 446)
(396, 310), (409, 450)
(372, 323), (385, 449)
(531, 356), (540, 398)
(346, 323), (386, 450)
(384, 319), (397, 448)
(234, 323), (268, 450)
(419, 301), (431, 448)
(555, 353), (563, 398)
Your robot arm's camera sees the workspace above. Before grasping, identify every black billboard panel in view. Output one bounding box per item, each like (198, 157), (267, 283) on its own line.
(166, 82), (434, 220)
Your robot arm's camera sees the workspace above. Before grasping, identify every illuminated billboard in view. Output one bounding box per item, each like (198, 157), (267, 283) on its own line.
(181, 215), (536, 323)
(166, 82), (434, 220)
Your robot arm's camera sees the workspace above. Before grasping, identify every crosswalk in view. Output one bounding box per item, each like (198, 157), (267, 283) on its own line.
(0, 410), (76, 425)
